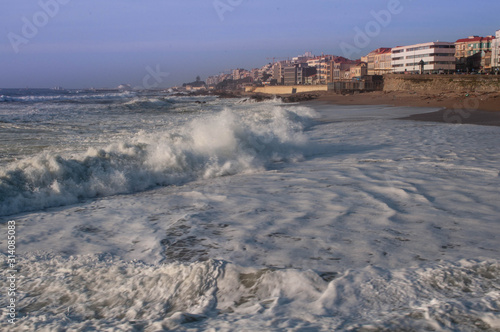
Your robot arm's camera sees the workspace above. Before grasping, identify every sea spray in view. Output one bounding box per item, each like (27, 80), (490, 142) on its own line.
(0, 106), (315, 216)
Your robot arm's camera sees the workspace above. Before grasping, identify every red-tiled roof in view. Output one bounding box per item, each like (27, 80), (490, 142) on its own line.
(370, 47), (392, 55)
(456, 36), (495, 43)
(332, 56), (356, 64)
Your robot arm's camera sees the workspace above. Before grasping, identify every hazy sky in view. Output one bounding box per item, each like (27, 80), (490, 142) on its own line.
(1, 0), (499, 88)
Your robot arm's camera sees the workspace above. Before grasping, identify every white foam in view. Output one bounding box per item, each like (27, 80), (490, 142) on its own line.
(0, 105), (314, 216)
(0, 91), (136, 103)
(2, 102), (500, 330)
(1, 254), (498, 331)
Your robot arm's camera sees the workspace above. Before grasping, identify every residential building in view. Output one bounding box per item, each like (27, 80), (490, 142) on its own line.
(481, 51), (492, 72)
(326, 57), (357, 82)
(271, 62), (281, 83)
(232, 69), (240, 80)
(491, 30), (500, 71)
(364, 48), (392, 75)
(283, 63), (316, 85)
(272, 61), (291, 85)
(455, 35), (495, 72)
(292, 52), (314, 64)
(231, 68), (250, 81)
(251, 68), (260, 81)
(283, 65), (297, 85)
(206, 76), (219, 86)
(258, 63), (274, 82)
(206, 73), (233, 86)
(350, 62), (368, 79)
(392, 41), (456, 74)
(307, 55), (335, 84)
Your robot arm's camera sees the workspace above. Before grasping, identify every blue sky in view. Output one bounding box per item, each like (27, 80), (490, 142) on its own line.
(1, 0), (499, 88)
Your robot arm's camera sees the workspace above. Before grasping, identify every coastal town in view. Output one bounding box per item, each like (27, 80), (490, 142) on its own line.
(180, 29), (500, 93)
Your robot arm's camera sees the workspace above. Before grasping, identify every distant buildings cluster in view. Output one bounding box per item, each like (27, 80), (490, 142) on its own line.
(187, 29), (500, 90)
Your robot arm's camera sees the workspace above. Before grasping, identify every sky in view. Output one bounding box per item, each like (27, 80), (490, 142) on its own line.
(1, 0), (499, 89)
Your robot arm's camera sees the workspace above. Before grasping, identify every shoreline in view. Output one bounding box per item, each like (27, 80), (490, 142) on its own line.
(312, 90), (500, 126)
(312, 90), (500, 112)
(194, 89), (500, 126)
(280, 90), (500, 127)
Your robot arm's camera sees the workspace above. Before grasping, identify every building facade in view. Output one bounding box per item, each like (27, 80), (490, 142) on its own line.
(491, 30), (500, 71)
(350, 62), (368, 79)
(392, 42), (456, 74)
(365, 48), (392, 75)
(455, 36), (495, 72)
(306, 55), (334, 84)
(231, 68), (251, 81)
(326, 57), (357, 82)
(283, 63), (316, 85)
(272, 61), (291, 85)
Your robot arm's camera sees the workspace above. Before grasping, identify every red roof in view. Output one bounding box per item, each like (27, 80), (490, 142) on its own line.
(456, 36), (495, 43)
(370, 47), (392, 55)
(332, 56), (356, 64)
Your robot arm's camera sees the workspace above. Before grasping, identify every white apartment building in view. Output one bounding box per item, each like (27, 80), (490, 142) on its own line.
(392, 42), (456, 74)
(492, 29), (500, 71)
(306, 55), (334, 84)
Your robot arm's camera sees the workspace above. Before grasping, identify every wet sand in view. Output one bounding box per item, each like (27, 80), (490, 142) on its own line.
(399, 108), (500, 126)
(311, 90), (500, 126)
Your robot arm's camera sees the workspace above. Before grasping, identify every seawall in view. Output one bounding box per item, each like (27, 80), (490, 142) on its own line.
(383, 74), (500, 93)
(244, 85), (328, 94)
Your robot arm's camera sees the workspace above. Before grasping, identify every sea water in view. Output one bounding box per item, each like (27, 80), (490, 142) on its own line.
(0, 89), (499, 331)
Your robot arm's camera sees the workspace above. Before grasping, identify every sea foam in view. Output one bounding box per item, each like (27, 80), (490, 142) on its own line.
(1, 253), (498, 331)
(0, 106), (315, 216)
(0, 91), (135, 103)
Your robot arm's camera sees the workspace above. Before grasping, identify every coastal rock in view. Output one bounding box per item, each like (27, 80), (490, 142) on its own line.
(281, 93), (320, 103)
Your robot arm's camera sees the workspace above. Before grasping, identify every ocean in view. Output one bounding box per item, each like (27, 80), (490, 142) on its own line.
(1, 89), (499, 331)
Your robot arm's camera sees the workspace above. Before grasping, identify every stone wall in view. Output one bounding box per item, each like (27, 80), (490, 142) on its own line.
(244, 85), (328, 94)
(383, 74), (500, 93)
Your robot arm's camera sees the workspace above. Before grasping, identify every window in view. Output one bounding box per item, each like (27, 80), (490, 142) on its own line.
(406, 46), (431, 52)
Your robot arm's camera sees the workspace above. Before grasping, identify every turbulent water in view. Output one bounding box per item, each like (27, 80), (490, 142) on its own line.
(0, 89), (499, 331)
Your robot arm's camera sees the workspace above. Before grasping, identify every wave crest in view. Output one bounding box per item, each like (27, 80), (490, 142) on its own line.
(0, 106), (314, 216)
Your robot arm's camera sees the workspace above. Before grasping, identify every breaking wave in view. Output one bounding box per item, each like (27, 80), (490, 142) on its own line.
(0, 106), (315, 216)
(123, 97), (174, 108)
(1, 254), (498, 331)
(0, 91), (135, 104)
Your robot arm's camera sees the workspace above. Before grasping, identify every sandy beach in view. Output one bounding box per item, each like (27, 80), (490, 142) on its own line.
(295, 90), (500, 126)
